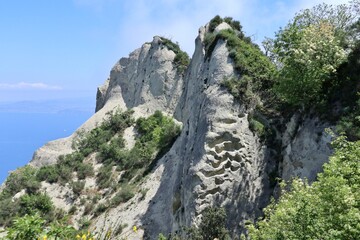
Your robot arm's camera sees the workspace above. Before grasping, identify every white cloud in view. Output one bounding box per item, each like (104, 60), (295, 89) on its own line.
(0, 82), (62, 90)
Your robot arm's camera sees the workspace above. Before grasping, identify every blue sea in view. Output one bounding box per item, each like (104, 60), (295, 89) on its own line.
(0, 99), (94, 184)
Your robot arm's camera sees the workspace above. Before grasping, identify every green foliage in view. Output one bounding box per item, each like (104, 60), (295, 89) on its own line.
(248, 114), (266, 139)
(2, 166), (40, 198)
(0, 108), (180, 232)
(334, 39), (360, 140)
(204, 17), (275, 106)
(96, 165), (114, 189)
(36, 165), (58, 183)
(274, 23), (346, 107)
(19, 193), (54, 217)
(248, 136), (360, 239)
(131, 110), (181, 169)
(208, 15), (223, 32)
(336, 99), (360, 141)
(224, 17), (242, 32)
(93, 203), (108, 217)
(198, 207), (230, 240)
(269, 3), (358, 108)
(161, 207), (230, 240)
(71, 180), (85, 197)
(47, 219), (77, 239)
(209, 15), (242, 33)
(158, 233), (169, 240)
(222, 75), (259, 106)
(0, 166), (46, 227)
(35, 109), (134, 187)
(98, 136), (127, 165)
(76, 163), (95, 180)
(5, 213), (45, 240)
(136, 111), (181, 148)
(4, 214), (88, 240)
(74, 109), (134, 157)
(0, 198), (19, 227)
(110, 185), (135, 207)
(160, 37), (190, 73)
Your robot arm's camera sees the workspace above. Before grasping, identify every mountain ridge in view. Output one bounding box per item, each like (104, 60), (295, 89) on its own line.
(0, 18), (336, 239)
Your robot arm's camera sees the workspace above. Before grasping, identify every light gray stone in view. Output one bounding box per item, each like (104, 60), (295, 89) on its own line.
(1, 21), (335, 240)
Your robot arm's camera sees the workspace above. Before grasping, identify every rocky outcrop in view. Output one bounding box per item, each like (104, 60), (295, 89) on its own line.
(140, 24), (276, 238)
(281, 115), (333, 182)
(21, 21), (333, 239)
(95, 36), (184, 117)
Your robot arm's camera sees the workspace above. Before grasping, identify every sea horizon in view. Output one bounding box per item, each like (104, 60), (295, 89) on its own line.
(0, 98), (95, 184)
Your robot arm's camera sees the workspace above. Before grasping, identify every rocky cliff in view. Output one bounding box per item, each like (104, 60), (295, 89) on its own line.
(6, 20), (333, 239)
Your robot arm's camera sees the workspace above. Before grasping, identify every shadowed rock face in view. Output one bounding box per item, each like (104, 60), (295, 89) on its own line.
(24, 22), (333, 239)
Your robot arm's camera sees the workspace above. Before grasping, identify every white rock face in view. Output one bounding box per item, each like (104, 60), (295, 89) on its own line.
(9, 22), (333, 239)
(139, 26), (277, 238)
(281, 116), (333, 182)
(95, 36), (184, 117)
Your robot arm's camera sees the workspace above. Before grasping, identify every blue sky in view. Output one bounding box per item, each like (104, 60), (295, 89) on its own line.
(0, 0), (351, 103)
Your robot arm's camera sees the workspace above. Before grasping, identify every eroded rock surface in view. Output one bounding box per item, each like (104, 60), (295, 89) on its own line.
(11, 22), (333, 239)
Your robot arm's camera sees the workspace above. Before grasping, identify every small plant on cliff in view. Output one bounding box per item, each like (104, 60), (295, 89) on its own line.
(205, 16), (275, 106)
(159, 207), (230, 240)
(160, 37), (190, 73)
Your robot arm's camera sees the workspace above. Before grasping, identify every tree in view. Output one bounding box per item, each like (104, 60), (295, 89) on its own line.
(274, 21), (346, 106)
(198, 207), (230, 240)
(248, 136), (360, 239)
(270, 2), (358, 107)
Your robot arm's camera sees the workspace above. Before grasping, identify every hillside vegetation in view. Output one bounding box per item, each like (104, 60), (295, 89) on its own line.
(0, 110), (181, 239)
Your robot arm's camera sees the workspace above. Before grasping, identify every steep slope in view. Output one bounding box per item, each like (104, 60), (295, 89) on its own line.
(0, 19), (334, 240)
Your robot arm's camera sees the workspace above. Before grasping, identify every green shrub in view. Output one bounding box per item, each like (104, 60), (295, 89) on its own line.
(2, 166), (40, 197)
(160, 37), (190, 73)
(99, 136), (128, 165)
(268, 3), (357, 108)
(57, 165), (73, 185)
(5, 213), (45, 240)
(4, 214), (88, 240)
(224, 17), (242, 32)
(83, 202), (94, 215)
(68, 205), (77, 215)
(78, 217), (91, 230)
(36, 165), (59, 183)
(248, 136), (360, 239)
(248, 114), (266, 139)
(110, 185), (135, 207)
(169, 207), (230, 240)
(18, 193), (54, 217)
(0, 198), (20, 227)
(71, 180), (85, 197)
(208, 15), (222, 32)
(204, 20), (275, 104)
(124, 110), (181, 173)
(96, 165), (113, 189)
(198, 207), (230, 240)
(93, 203), (108, 217)
(103, 109), (135, 133)
(76, 163), (94, 180)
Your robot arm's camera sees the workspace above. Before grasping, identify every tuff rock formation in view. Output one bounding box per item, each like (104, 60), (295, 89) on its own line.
(9, 21), (333, 239)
